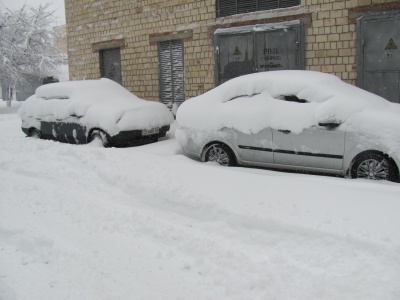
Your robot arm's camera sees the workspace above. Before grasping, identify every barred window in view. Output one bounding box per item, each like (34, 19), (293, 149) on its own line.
(216, 0), (301, 18)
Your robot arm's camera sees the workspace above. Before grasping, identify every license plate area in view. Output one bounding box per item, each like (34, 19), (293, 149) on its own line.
(142, 127), (159, 136)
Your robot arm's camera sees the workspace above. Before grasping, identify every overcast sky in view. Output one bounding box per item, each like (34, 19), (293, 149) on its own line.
(0, 0), (66, 25)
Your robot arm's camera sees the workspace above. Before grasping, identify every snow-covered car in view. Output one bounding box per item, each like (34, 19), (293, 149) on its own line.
(18, 78), (174, 147)
(176, 70), (400, 182)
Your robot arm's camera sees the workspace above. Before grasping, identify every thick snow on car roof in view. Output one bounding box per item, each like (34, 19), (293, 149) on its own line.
(18, 78), (174, 134)
(35, 78), (139, 101)
(176, 70), (400, 159)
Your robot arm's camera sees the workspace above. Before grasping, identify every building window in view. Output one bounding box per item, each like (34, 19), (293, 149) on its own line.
(216, 0), (301, 18)
(158, 40), (185, 108)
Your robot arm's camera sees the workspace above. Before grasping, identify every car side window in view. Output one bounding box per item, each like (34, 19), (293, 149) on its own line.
(277, 95), (308, 103)
(229, 93), (261, 101)
(44, 97), (69, 100)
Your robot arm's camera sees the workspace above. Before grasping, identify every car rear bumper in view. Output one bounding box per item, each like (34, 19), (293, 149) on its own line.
(110, 125), (170, 147)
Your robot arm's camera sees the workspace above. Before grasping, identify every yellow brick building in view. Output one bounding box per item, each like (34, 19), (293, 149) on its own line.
(65, 0), (400, 104)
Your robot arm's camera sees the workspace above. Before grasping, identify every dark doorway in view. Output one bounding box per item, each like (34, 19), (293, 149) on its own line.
(100, 48), (122, 85)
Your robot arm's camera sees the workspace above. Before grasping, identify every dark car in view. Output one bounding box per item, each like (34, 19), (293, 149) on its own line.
(19, 78), (174, 147)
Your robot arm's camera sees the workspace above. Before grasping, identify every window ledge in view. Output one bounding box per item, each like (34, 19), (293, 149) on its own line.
(149, 30), (193, 45)
(213, 5), (309, 26)
(92, 39), (125, 52)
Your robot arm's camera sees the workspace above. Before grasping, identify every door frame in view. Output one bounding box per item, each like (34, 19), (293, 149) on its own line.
(356, 9), (400, 92)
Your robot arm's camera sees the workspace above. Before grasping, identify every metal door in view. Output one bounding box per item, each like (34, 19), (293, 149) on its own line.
(272, 127), (345, 170)
(158, 40), (185, 106)
(215, 22), (303, 85)
(256, 28), (299, 72)
(358, 11), (400, 103)
(41, 121), (86, 144)
(100, 48), (122, 85)
(217, 33), (255, 84)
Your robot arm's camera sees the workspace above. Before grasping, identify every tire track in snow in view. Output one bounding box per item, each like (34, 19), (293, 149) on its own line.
(60, 143), (400, 300)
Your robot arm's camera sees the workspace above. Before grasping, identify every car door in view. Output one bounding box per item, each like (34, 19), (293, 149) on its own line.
(54, 121), (86, 144)
(41, 120), (86, 144)
(236, 128), (274, 164)
(272, 126), (345, 170)
(40, 121), (58, 140)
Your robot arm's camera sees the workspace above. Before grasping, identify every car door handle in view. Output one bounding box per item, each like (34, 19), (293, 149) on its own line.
(278, 130), (291, 134)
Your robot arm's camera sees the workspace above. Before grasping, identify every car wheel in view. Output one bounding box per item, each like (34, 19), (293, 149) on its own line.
(351, 152), (399, 182)
(205, 144), (236, 166)
(28, 128), (41, 139)
(89, 130), (109, 147)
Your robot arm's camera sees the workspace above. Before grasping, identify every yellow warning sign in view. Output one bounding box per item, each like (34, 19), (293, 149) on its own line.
(233, 46), (241, 56)
(385, 38), (398, 50)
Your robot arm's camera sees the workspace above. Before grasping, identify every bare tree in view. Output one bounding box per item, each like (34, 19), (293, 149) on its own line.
(0, 3), (66, 106)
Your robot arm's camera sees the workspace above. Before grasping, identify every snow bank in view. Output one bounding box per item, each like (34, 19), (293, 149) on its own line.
(176, 70), (400, 158)
(18, 79), (174, 135)
(1, 114), (400, 300)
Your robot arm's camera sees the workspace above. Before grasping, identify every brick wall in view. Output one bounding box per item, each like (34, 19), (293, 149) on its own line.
(53, 25), (68, 54)
(65, 0), (400, 101)
(305, 0), (398, 82)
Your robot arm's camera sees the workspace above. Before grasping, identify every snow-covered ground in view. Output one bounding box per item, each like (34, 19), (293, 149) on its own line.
(1, 101), (400, 300)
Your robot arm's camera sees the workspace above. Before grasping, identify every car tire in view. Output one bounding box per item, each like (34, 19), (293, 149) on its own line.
(28, 128), (41, 139)
(204, 144), (236, 166)
(89, 130), (110, 147)
(351, 152), (399, 182)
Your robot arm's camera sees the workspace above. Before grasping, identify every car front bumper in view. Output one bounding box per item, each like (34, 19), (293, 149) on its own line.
(110, 125), (170, 147)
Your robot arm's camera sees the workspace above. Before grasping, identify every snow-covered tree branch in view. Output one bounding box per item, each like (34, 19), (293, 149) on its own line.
(0, 3), (66, 103)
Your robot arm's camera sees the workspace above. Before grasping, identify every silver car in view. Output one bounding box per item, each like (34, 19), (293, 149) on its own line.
(176, 71), (400, 182)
